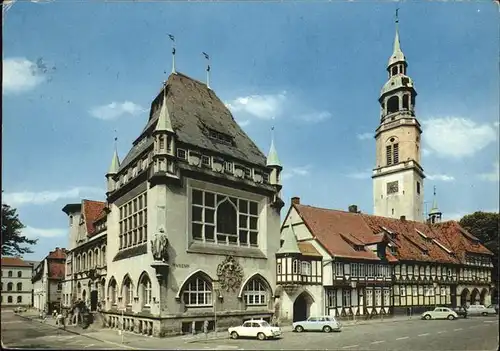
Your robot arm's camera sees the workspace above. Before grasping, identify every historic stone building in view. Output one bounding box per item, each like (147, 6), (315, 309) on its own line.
(61, 200), (107, 312)
(1, 257), (34, 308)
(99, 71), (283, 336)
(32, 247), (67, 313)
(274, 20), (494, 323)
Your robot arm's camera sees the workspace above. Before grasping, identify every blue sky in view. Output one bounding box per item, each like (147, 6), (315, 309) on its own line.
(2, 1), (499, 261)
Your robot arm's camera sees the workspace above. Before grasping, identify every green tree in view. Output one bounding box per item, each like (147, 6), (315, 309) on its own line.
(1, 203), (38, 256)
(459, 211), (499, 291)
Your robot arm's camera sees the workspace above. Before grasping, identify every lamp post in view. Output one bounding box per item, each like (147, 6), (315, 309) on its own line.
(433, 282), (438, 308)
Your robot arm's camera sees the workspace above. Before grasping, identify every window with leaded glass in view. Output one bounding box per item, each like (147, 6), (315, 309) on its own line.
(183, 276), (212, 307)
(243, 277), (268, 305)
(140, 274), (152, 307)
(191, 188), (259, 247)
(301, 262), (311, 276)
(118, 192), (147, 250)
(121, 276), (133, 306)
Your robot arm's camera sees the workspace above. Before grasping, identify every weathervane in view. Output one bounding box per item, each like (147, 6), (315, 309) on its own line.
(169, 34), (176, 74)
(113, 129), (118, 151)
(203, 52), (211, 89)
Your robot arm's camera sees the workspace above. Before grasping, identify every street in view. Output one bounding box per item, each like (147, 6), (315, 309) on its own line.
(1, 309), (498, 350)
(194, 317), (499, 351)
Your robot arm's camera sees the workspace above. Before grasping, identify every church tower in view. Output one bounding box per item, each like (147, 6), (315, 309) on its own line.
(372, 14), (425, 222)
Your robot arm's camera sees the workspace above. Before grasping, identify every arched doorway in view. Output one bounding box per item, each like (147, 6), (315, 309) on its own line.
(460, 288), (470, 307)
(480, 288), (488, 305)
(471, 288), (480, 305)
(293, 291), (314, 322)
(82, 289), (87, 305)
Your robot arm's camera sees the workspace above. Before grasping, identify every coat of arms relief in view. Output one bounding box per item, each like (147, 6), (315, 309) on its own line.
(216, 256), (244, 292)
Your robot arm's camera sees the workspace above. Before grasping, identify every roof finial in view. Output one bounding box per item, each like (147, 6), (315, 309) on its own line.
(266, 117), (282, 168)
(169, 34), (176, 74)
(114, 129), (118, 152)
(433, 185), (436, 197)
(203, 52), (211, 89)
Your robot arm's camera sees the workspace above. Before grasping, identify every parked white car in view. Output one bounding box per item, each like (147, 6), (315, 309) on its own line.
(421, 307), (458, 320)
(228, 320), (282, 340)
(467, 304), (497, 316)
(293, 316), (342, 333)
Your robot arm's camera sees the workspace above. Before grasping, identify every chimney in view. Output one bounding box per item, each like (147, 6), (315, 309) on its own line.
(400, 215), (406, 221)
(291, 197), (300, 205)
(348, 205), (358, 213)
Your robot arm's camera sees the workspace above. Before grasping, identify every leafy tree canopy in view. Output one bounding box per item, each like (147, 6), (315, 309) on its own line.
(1, 202), (38, 256)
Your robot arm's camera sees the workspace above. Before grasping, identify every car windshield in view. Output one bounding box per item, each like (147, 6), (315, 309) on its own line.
(260, 321), (270, 327)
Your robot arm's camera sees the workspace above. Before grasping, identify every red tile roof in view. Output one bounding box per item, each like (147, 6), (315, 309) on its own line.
(1, 256), (32, 267)
(434, 221), (493, 261)
(292, 202), (491, 265)
(82, 200), (106, 237)
(47, 247), (66, 260)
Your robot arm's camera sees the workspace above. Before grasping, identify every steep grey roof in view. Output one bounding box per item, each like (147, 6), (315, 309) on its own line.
(118, 72), (266, 173)
(388, 28), (406, 67)
(108, 149), (120, 174)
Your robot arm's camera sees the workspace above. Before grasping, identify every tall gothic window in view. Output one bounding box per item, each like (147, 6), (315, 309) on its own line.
(139, 274), (152, 307)
(121, 276), (134, 306)
(191, 189), (259, 247)
(183, 275), (212, 307)
(243, 277), (268, 306)
(108, 278), (117, 304)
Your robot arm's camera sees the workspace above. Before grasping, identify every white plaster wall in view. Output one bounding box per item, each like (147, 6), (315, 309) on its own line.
(373, 168), (424, 221)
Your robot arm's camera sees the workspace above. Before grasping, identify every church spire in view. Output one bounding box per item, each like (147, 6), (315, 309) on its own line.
(108, 133), (120, 175)
(388, 8), (406, 69)
(266, 119), (281, 167)
(155, 82), (174, 133)
(428, 186), (443, 224)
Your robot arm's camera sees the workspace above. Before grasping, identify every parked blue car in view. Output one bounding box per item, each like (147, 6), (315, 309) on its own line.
(293, 316), (342, 333)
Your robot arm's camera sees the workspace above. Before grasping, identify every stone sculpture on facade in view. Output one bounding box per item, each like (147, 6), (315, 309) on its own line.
(216, 256), (244, 292)
(150, 228), (170, 280)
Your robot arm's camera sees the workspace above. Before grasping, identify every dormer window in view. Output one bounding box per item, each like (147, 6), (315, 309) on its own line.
(207, 128), (233, 145)
(263, 173), (270, 183)
(201, 155), (211, 167)
(224, 161), (233, 173)
(177, 149), (187, 160)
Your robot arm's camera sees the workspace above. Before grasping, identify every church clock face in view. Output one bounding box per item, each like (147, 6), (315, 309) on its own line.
(387, 181), (399, 195)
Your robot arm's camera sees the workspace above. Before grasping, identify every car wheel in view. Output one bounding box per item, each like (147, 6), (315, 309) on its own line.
(230, 332), (239, 339)
(447, 315), (455, 320)
(482, 312), (488, 316)
(257, 332), (266, 341)
(424, 314), (431, 320)
(323, 326), (332, 333)
(295, 325), (304, 333)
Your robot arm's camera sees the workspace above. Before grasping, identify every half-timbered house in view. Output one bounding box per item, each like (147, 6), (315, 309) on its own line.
(275, 197), (494, 322)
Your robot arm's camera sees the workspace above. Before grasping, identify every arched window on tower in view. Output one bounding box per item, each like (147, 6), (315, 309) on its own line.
(402, 95), (410, 110)
(387, 96), (399, 114)
(391, 66), (398, 76)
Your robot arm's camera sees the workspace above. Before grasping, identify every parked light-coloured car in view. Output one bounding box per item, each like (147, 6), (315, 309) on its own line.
(14, 307), (27, 313)
(421, 307), (458, 320)
(228, 320), (282, 340)
(293, 316), (342, 333)
(467, 304), (497, 316)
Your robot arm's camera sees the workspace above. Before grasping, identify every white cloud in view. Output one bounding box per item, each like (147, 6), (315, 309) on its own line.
(357, 132), (373, 141)
(2, 57), (46, 94)
(422, 117), (497, 158)
(89, 101), (147, 120)
(478, 162), (499, 182)
(298, 111), (332, 123)
(426, 174), (455, 182)
(3, 187), (103, 207)
(225, 92), (287, 120)
(281, 165), (311, 180)
(422, 148), (432, 156)
(22, 226), (66, 239)
(237, 120), (251, 128)
(346, 169), (372, 179)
